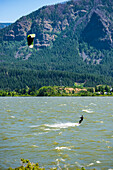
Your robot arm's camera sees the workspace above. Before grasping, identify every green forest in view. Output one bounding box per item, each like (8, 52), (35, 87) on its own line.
(1, 65), (113, 91)
(0, 84), (112, 97)
(1, 31), (113, 91)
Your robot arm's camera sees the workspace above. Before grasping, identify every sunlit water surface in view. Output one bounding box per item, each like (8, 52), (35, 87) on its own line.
(0, 97), (113, 170)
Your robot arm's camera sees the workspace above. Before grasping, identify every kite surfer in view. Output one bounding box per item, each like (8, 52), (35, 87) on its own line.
(79, 115), (84, 124)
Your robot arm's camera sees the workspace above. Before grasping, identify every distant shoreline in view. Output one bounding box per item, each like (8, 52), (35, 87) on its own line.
(0, 85), (113, 97)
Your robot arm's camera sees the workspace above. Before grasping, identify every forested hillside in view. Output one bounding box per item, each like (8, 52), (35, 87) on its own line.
(0, 0), (113, 90)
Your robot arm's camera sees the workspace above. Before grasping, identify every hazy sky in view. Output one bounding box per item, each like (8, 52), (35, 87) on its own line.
(0, 0), (66, 23)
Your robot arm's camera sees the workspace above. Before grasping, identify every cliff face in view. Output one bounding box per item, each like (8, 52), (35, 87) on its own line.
(4, 17), (32, 41)
(2, 0), (113, 50)
(81, 11), (113, 49)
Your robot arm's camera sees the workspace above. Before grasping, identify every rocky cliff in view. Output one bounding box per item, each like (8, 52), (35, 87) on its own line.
(2, 0), (113, 50)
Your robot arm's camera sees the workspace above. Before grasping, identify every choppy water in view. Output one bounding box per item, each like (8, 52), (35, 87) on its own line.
(0, 97), (113, 170)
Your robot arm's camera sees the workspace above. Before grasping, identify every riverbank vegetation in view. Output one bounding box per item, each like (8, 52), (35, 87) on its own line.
(7, 159), (94, 170)
(1, 84), (113, 97)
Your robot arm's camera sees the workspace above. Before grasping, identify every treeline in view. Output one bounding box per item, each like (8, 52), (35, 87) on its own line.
(1, 84), (113, 97)
(1, 67), (113, 91)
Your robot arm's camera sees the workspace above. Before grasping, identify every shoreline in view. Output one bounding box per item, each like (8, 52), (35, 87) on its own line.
(0, 85), (113, 97)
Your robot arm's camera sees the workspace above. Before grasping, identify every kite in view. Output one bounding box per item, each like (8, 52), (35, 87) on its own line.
(27, 34), (35, 48)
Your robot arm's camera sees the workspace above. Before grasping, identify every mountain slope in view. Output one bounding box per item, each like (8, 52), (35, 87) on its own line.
(0, 0), (113, 90)
(1, 0), (113, 49)
(0, 23), (11, 29)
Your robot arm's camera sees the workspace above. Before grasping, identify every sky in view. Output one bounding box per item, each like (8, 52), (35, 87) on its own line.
(0, 0), (67, 23)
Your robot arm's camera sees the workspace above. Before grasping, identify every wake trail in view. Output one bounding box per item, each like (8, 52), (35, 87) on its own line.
(45, 122), (80, 129)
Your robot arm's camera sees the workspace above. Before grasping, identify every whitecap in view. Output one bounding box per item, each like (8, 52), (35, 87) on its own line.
(82, 109), (94, 113)
(55, 146), (71, 150)
(96, 161), (101, 164)
(59, 104), (67, 106)
(45, 122), (80, 129)
(56, 159), (60, 166)
(59, 132), (62, 135)
(56, 158), (65, 162)
(44, 128), (51, 131)
(11, 116), (15, 118)
(44, 128), (60, 131)
(89, 103), (96, 106)
(87, 163), (94, 166)
(38, 132), (48, 135)
(32, 145), (38, 148)
(60, 158), (65, 162)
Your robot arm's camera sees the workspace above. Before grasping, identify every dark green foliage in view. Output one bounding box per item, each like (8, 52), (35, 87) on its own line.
(0, 84), (112, 97)
(1, 65), (113, 91)
(38, 86), (56, 96)
(95, 85), (111, 94)
(8, 159), (45, 170)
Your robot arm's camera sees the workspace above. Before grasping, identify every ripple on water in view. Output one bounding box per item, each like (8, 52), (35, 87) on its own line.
(55, 146), (71, 151)
(82, 109), (94, 113)
(10, 116), (15, 118)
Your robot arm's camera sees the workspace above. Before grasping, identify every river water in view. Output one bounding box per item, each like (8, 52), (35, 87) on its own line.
(0, 97), (113, 170)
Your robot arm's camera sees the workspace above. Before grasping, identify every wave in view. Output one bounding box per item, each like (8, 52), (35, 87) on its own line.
(45, 122), (80, 129)
(96, 161), (101, 164)
(31, 145), (39, 148)
(29, 122), (80, 131)
(56, 158), (65, 162)
(44, 128), (60, 131)
(82, 109), (94, 113)
(11, 116), (15, 118)
(89, 103), (96, 106)
(59, 104), (67, 106)
(55, 146), (71, 150)
(86, 160), (101, 167)
(87, 163), (94, 167)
